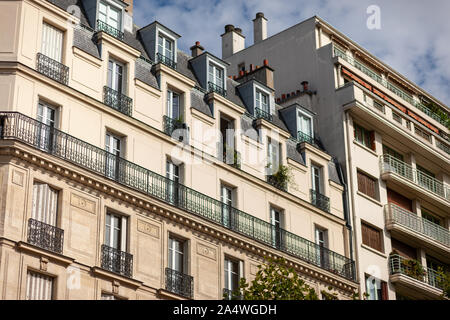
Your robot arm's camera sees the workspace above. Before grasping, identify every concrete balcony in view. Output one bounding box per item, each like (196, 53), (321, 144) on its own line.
(380, 155), (450, 210)
(385, 204), (450, 261)
(389, 254), (445, 300)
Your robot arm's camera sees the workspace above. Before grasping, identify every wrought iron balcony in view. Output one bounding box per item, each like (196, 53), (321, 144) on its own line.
(208, 81), (227, 97)
(267, 174), (288, 191)
(223, 288), (243, 300)
(389, 254), (443, 290)
(96, 20), (124, 41)
(101, 244), (133, 278)
(163, 115), (189, 144)
(27, 218), (64, 254)
(333, 46), (448, 128)
(297, 131), (322, 149)
(165, 268), (193, 298)
(0, 112), (356, 281)
(103, 86), (133, 116)
(310, 189), (330, 212)
(385, 203), (450, 248)
(36, 53), (69, 85)
(156, 53), (177, 70)
(380, 154), (450, 201)
(255, 107), (273, 122)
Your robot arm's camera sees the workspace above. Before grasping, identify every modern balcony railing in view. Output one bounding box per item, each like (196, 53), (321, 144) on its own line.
(156, 53), (177, 70)
(389, 254), (443, 290)
(255, 107), (273, 122)
(36, 53), (69, 85)
(96, 19), (124, 41)
(162, 115), (189, 144)
(385, 203), (450, 247)
(27, 218), (64, 254)
(101, 244), (133, 278)
(103, 86), (133, 116)
(310, 189), (330, 212)
(0, 112), (355, 281)
(333, 46), (448, 127)
(222, 288), (243, 300)
(380, 154), (450, 201)
(436, 140), (450, 155)
(165, 268), (193, 298)
(208, 81), (227, 97)
(297, 131), (322, 149)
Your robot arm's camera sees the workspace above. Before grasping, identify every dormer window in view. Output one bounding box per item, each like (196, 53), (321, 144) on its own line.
(97, 1), (123, 40)
(297, 110), (313, 139)
(158, 34), (175, 65)
(208, 62), (225, 93)
(256, 90), (269, 113)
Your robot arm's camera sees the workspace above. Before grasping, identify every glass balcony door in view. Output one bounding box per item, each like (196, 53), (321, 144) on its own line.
(105, 133), (122, 180)
(166, 160), (180, 204)
(36, 102), (57, 152)
(99, 1), (122, 31)
(158, 34), (174, 61)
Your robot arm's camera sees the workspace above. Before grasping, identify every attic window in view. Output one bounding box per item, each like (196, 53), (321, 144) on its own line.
(208, 62), (226, 96)
(97, 1), (124, 40)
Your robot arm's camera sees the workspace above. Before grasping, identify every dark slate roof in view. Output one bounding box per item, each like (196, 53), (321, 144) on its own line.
(286, 139), (305, 166)
(124, 26), (151, 61)
(47, 0), (90, 26)
(73, 26), (100, 59)
(191, 89), (213, 117)
(135, 59), (159, 89)
(225, 78), (245, 108)
(328, 161), (343, 185)
(273, 104), (289, 132)
(241, 114), (259, 141)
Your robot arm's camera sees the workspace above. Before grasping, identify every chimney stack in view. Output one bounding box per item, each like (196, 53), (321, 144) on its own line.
(190, 41), (204, 58)
(123, 0), (133, 14)
(233, 59), (274, 89)
(253, 12), (267, 44)
(221, 24), (245, 59)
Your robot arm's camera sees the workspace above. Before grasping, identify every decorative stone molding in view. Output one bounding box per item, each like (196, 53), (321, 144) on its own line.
(70, 193), (96, 214)
(137, 219), (160, 239)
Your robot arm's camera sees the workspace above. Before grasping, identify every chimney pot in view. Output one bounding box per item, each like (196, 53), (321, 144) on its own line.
(190, 41), (204, 58)
(249, 64), (254, 71)
(235, 27), (242, 35)
(301, 81), (309, 91)
(225, 24), (235, 33)
(263, 59), (269, 66)
(282, 94), (286, 99)
(239, 70), (244, 77)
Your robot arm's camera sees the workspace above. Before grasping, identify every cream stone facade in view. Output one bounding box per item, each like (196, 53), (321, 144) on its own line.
(225, 13), (450, 300)
(0, 1), (358, 300)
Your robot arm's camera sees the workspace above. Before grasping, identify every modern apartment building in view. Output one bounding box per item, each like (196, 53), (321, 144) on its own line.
(0, 1), (358, 300)
(224, 13), (450, 300)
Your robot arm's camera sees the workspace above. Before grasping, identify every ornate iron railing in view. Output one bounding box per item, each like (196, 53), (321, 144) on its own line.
(297, 131), (322, 149)
(101, 244), (133, 277)
(385, 203), (450, 247)
(389, 254), (443, 290)
(310, 189), (330, 212)
(208, 81), (227, 97)
(333, 46), (449, 128)
(380, 154), (450, 201)
(97, 20), (124, 41)
(36, 53), (69, 85)
(255, 107), (273, 122)
(27, 218), (64, 254)
(156, 53), (177, 70)
(222, 288), (243, 300)
(162, 115), (189, 143)
(103, 86), (133, 116)
(0, 112), (355, 281)
(165, 268), (193, 298)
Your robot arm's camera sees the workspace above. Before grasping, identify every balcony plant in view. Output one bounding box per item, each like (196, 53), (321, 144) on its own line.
(436, 267), (450, 299)
(401, 258), (426, 281)
(266, 164), (293, 190)
(223, 143), (240, 167)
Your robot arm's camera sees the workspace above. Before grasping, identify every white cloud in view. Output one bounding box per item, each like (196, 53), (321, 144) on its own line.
(134, 0), (450, 106)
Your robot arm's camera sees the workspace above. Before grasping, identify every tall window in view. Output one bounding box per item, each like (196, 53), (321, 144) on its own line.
(297, 111), (312, 136)
(357, 171), (377, 199)
(209, 62), (224, 89)
(255, 90), (269, 113)
(107, 59), (124, 93)
(105, 133), (122, 179)
(311, 164), (322, 194)
(158, 34), (174, 60)
(365, 275), (387, 300)
(354, 123), (375, 150)
(315, 227), (328, 267)
(168, 236), (186, 273)
(267, 138), (281, 174)
(270, 207), (283, 248)
(224, 258), (242, 295)
(26, 271), (54, 300)
(41, 23), (63, 63)
(166, 160), (181, 204)
(221, 185), (233, 227)
(98, 1), (122, 30)
(166, 90), (180, 119)
(361, 222), (383, 252)
(104, 212), (127, 251)
(37, 101), (58, 151)
(32, 182), (58, 226)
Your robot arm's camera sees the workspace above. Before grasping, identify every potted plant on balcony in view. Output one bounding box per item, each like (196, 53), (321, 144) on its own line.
(401, 258), (426, 281)
(436, 267), (450, 299)
(267, 164), (293, 191)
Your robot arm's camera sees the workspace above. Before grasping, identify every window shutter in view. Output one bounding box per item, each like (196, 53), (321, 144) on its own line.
(120, 216), (127, 252)
(32, 183), (58, 226)
(381, 281), (388, 300)
(370, 131), (376, 151)
(41, 23), (63, 62)
(26, 271), (53, 300)
(239, 260), (244, 280)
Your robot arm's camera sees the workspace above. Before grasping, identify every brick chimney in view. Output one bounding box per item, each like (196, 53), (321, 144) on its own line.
(221, 24), (245, 59)
(190, 41), (204, 58)
(253, 12), (267, 44)
(234, 59), (274, 89)
(123, 0), (133, 14)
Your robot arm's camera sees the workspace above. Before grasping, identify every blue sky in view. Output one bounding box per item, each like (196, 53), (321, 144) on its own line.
(133, 0), (450, 106)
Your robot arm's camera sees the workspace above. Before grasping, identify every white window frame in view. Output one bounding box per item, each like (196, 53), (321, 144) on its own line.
(311, 164), (322, 194)
(168, 236), (187, 274)
(107, 58), (125, 93)
(98, 1), (123, 31)
(270, 207), (283, 247)
(26, 271), (54, 300)
(221, 184), (234, 227)
(208, 61), (224, 89)
(297, 109), (313, 137)
(31, 182), (59, 227)
(41, 22), (64, 63)
(267, 138), (281, 172)
(365, 275), (381, 300)
(166, 90), (181, 120)
(224, 257), (243, 292)
(255, 89), (269, 113)
(105, 211), (127, 252)
(37, 101), (58, 128)
(157, 30), (175, 61)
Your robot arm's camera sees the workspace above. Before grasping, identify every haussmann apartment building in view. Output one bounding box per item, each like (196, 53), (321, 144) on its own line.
(0, 0), (360, 300)
(224, 13), (450, 300)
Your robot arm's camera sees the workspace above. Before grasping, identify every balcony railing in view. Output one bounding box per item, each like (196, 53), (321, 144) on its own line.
(255, 107), (273, 122)
(163, 115), (189, 144)
(297, 131), (322, 149)
(103, 86), (133, 116)
(223, 288), (243, 300)
(156, 53), (177, 70)
(27, 218), (64, 254)
(436, 140), (450, 155)
(267, 174), (288, 191)
(36, 53), (69, 85)
(310, 189), (330, 212)
(380, 154), (450, 201)
(385, 203), (450, 247)
(96, 20), (124, 41)
(0, 112), (355, 281)
(101, 244), (133, 277)
(165, 268), (193, 298)
(333, 46), (448, 128)
(389, 254), (443, 290)
(208, 81), (227, 97)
